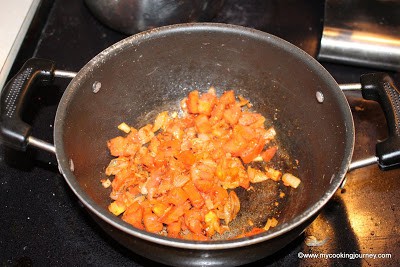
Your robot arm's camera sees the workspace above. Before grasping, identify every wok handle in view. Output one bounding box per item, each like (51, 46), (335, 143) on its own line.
(361, 72), (400, 170)
(0, 58), (55, 151)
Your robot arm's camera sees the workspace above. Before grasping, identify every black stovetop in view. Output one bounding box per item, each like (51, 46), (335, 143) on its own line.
(1, 0), (399, 266)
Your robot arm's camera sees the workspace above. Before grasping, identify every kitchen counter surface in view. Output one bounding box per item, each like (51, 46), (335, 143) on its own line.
(0, 0), (40, 91)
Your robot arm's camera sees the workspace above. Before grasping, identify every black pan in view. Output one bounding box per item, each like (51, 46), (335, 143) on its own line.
(1, 23), (399, 266)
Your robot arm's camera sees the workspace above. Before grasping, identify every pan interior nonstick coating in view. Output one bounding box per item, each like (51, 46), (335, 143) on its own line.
(55, 24), (353, 241)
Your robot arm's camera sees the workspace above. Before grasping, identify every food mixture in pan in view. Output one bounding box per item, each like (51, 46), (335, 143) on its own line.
(101, 88), (301, 240)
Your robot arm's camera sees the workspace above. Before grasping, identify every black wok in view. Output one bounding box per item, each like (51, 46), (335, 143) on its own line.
(1, 23), (399, 266)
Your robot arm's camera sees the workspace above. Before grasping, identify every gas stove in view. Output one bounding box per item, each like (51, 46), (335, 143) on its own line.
(1, 0), (399, 266)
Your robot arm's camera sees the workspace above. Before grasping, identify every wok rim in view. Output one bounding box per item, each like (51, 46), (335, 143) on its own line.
(54, 23), (355, 250)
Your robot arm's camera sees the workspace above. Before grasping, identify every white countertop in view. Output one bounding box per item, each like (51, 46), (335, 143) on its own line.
(0, 0), (40, 91)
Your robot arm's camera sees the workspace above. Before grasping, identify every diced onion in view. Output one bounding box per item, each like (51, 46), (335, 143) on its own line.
(282, 173), (301, 188)
(265, 167), (282, 181)
(207, 86), (216, 95)
(248, 166), (269, 183)
(140, 181), (148, 195)
(171, 111), (178, 118)
(118, 122), (131, 133)
(101, 178), (111, 188)
(108, 201), (126, 216)
(305, 235), (328, 247)
(252, 155), (263, 162)
(264, 127), (276, 140)
(173, 175), (190, 188)
(238, 95), (250, 106)
(264, 217), (278, 231)
(138, 124), (154, 144)
(152, 111), (169, 132)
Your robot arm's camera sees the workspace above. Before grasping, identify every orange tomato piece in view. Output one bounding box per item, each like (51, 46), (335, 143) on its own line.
(233, 124), (255, 141)
(159, 139), (181, 155)
(194, 114), (212, 133)
(184, 209), (204, 235)
(223, 103), (241, 126)
(182, 181), (204, 208)
(107, 136), (126, 156)
(209, 102), (225, 124)
(238, 112), (265, 127)
(176, 150), (196, 166)
(223, 135), (246, 156)
(138, 124), (155, 144)
(112, 168), (134, 192)
(235, 227), (265, 238)
(107, 136), (140, 157)
(198, 91), (217, 116)
(240, 138), (266, 164)
(219, 90), (236, 106)
(128, 185), (141, 196)
(140, 152), (155, 168)
(190, 160), (217, 192)
(143, 212), (163, 233)
(167, 220), (182, 238)
(182, 232), (209, 241)
(211, 185), (229, 208)
(122, 202), (144, 230)
(159, 202), (190, 225)
(239, 175), (250, 189)
(187, 90), (199, 114)
(151, 201), (170, 217)
(193, 179), (215, 193)
(190, 160), (217, 181)
(261, 146), (278, 162)
(166, 187), (189, 206)
(146, 169), (164, 199)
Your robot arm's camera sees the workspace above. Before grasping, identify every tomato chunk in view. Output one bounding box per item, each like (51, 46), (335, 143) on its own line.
(187, 90), (199, 114)
(104, 88), (300, 240)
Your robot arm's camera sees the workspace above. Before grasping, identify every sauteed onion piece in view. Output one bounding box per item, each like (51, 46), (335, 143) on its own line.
(282, 173), (302, 188)
(103, 88), (301, 240)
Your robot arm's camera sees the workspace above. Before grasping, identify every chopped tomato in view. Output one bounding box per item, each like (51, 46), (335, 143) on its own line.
(223, 135), (246, 156)
(184, 209), (204, 234)
(239, 138), (265, 164)
(194, 114), (212, 133)
(219, 90), (236, 106)
(167, 220), (182, 238)
(183, 181), (205, 208)
(235, 227), (265, 238)
(143, 212), (163, 233)
(138, 124), (155, 144)
(107, 136), (140, 157)
(187, 90), (199, 114)
(198, 90), (217, 116)
(176, 150), (196, 166)
(159, 202), (190, 225)
(122, 202), (144, 230)
(103, 88), (298, 240)
(209, 102), (225, 124)
(223, 103), (241, 125)
(238, 112), (265, 127)
(151, 201), (170, 217)
(165, 187), (189, 206)
(261, 146), (278, 162)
